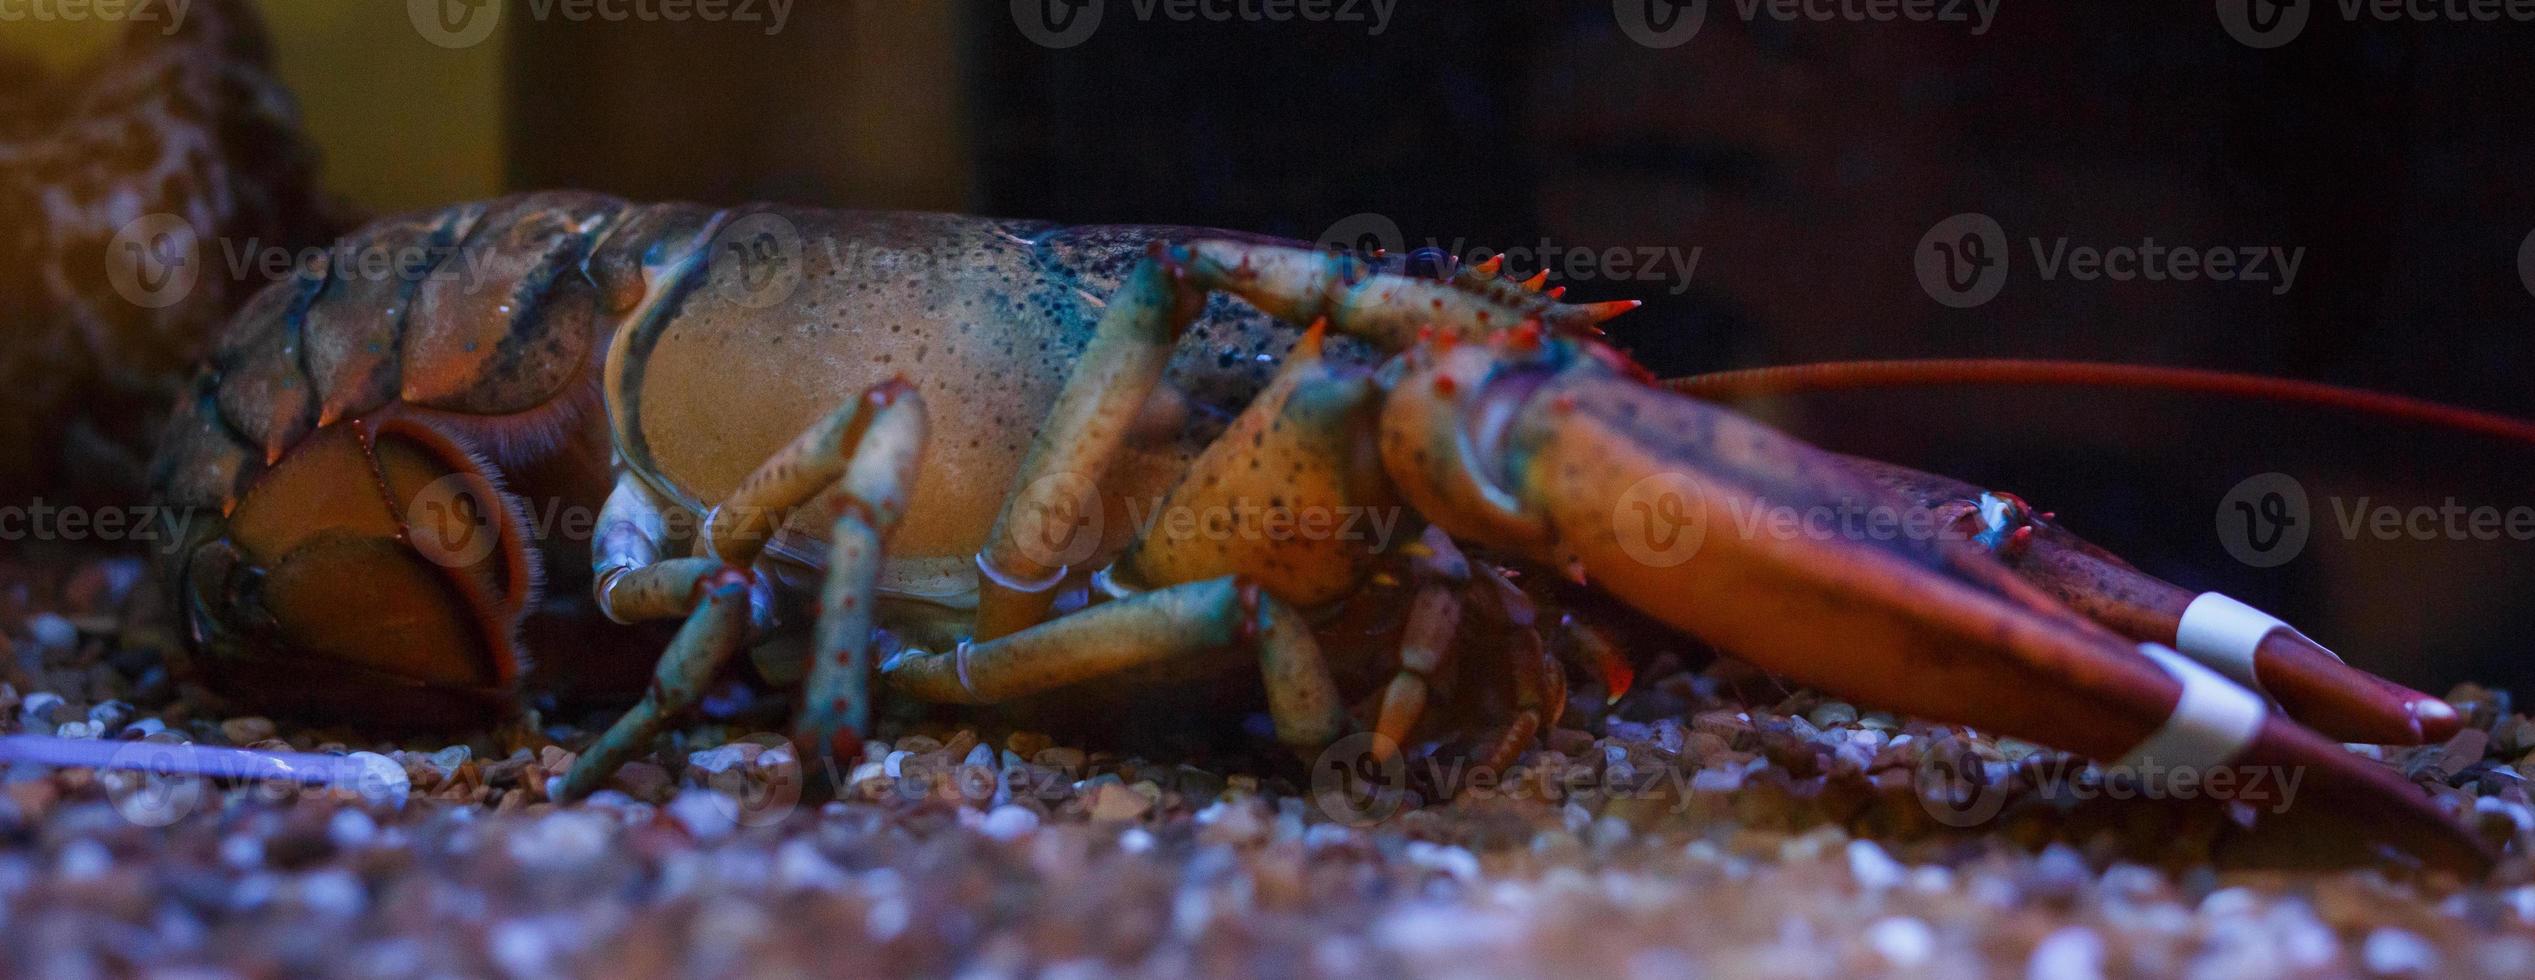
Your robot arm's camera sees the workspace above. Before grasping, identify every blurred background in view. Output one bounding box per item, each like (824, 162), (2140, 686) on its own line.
(5, 0), (2531, 691)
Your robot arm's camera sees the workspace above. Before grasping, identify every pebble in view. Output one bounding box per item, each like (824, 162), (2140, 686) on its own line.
(19, 691), (64, 728)
(219, 716), (276, 744)
(2027, 927), (2106, 980)
(27, 613), (78, 653)
(981, 805), (1041, 841)
(667, 791), (737, 841)
(328, 809), (377, 849)
(1866, 916), (1936, 967)
(1087, 782), (1152, 822)
(1846, 839), (1906, 891)
(2364, 928), (2439, 976)
(56, 839), (110, 881)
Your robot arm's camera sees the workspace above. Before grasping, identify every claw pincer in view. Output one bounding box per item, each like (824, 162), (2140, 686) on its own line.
(1379, 334), (2491, 873)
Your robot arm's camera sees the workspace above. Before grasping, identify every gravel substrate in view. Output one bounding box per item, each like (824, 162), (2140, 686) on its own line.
(6, 550), (2535, 978)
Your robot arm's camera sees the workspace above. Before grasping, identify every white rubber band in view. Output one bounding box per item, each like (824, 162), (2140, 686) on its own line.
(2173, 591), (2342, 693)
(2117, 643), (2266, 771)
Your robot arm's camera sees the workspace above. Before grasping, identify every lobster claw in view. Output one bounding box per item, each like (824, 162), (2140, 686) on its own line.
(1378, 335), (2493, 874)
(173, 415), (535, 728)
(1845, 458), (2465, 746)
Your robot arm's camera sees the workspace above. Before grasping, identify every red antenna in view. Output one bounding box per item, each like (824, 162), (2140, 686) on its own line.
(1665, 359), (2535, 447)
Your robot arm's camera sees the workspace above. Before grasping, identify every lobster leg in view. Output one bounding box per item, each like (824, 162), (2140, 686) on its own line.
(883, 576), (1350, 755)
(974, 241), (1634, 639)
(1369, 529), (1471, 759)
(1380, 336), (2492, 873)
(1841, 456), (2462, 745)
(563, 381), (925, 798)
(558, 569), (754, 800)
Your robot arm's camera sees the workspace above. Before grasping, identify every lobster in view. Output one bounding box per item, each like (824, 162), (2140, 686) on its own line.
(142, 192), (2512, 873)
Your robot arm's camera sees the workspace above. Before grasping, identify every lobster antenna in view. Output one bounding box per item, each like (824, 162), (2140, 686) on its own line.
(1664, 359), (2535, 448)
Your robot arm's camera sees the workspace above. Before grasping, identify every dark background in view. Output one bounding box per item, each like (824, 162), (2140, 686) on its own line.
(485, 1), (2535, 691)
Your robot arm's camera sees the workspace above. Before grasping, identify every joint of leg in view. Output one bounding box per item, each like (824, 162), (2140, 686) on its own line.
(975, 549), (1068, 595)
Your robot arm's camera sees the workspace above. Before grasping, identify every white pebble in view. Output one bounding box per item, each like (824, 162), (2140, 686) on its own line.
(1118, 827), (1156, 854)
(686, 743), (749, 775)
(667, 790), (736, 841)
(219, 834), (264, 869)
(1866, 916), (1936, 967)
(295, 869), (365, 918)
(775, 838), (848, 893)
(2027, 927), (2106, 980)
(27, 614), (77, 652)
(883, 749), (910, 778)
(2363, 928), (2438, 976)
(84, 701), (131, 730)
(52, 721), (101, 740)
(1846, 839), (1907, 891)
(980, 805), (1040, 841)
(328, 809), (377, 849)
(18, 692), (63, 728)
(56, 839), (110, 881)
(342, 753), (410, 809)
(489, 920), (554, 978)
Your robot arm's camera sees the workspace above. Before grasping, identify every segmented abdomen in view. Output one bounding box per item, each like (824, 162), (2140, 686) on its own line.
(152, 191), (648, 518)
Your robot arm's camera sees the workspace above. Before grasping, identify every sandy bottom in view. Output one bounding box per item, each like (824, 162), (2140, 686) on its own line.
(5, 550), (2535, 978)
